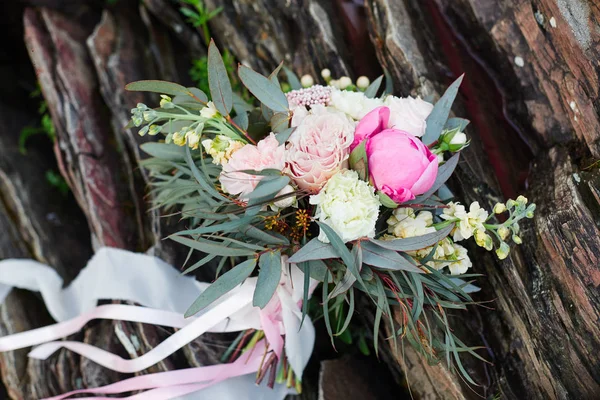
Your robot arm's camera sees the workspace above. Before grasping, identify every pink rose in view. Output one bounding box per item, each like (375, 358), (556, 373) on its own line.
(352, 106), (438, 204)
(220, 133), (285, 199)
(286, 105), (355, 192)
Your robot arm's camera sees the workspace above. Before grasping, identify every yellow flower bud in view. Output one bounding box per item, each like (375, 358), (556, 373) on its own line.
(498, 226), (510, 240)
(493, 202), (507, 214)
(172, 130), (186, 146)
(516, 195), (528, 205)
(512, 235), (522, 244)
(495, 242), (510, 260)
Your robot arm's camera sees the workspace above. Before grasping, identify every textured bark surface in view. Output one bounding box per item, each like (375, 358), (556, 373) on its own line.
(1, 0), (599, 399)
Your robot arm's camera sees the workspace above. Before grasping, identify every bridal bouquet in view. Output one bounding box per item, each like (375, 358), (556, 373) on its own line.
(128, 41), (535, 386)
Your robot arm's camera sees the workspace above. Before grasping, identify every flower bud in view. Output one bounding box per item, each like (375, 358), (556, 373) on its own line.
(338, 76), (352, 89)
(273, 185), (296, 209)
(138, 125), (149, 136)
(159, 95), (173, 109)
(449, 131), (467, 146)
(321, 68), (331, 80)
(506, 199), (516, 209)
(300, 74), (314, 88)
(148, 124), (161, 136)
(143, 110), (157, 122)
(172, 130), (186, 146)
(516, 195), (528, 205)
(495, 242), (510, 260)
(475, 229), (493, 251)
(356, 76), (370, 90)
(132, 114), (143, 127)
(512, 234), (522, 244)
(185, 131), (201, 150)
(498, 226), (510, 240)
(493, 202), (507, 214)
(526, 203), (536, 218)
(200, 101), (219, 119)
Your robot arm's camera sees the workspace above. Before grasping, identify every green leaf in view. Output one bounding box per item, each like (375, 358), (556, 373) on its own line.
(445, 117), (469, 132)
(422, 74), (464, 145)
(174, 215), (255, 236)
(364, 75), (383, 98)
(275, 127), (294, 145)
(270, 112), (290, 133)
(283, 66), (302, 90)
(348, 140), (368, 181)
(369, 224), (454, 252)
(268, 61), (284, 87)
(125, 80), (190, 96)
(361, 241), (424, 273)
(288, 238), (339, 263)
(208, 40), (233, 116)
(297, 259), (331, 282)
(253, 250), (282, 308)
(140, 142), (186, 161)
(233, 111), (249, 130)
(232, 93), (254, 113)
(170, 235), (257, 257)
(329, 245), (362, 298)
(246, 176), (289, 200)
(336, 289), (355, 336)
(377, 190), (398, 209)
(181, 253), (218, 275)
(384, 68), (394, 95)
(184, 258), (257, 317)
(238, 65), (289, 112)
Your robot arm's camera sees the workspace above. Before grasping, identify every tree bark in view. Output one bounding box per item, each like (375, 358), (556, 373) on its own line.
(1, 0), (599, 399)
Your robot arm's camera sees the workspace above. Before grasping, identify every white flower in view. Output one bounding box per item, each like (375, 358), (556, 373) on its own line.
(202, 135), (244, 165)
(300, 74), (314, 87)
(329, 89), (383, 120)
(172, 130), (186, 146)
(321, 69), (331, 79)
(185, 131), (201, 150)
(383, 95), (434, 137)
(386, 208), (436, 239)
(356, 76), (370, 89)
(450, 131), (467, 145)
(448, 243), (472, 275)
(200, 101), (219, 119)
(338, 76), (352, 89)
(441, 201), (489, 241)
(310, 170), (380, 243)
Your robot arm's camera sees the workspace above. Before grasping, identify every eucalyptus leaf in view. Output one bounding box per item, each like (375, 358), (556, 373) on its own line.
(125, 80), (190, 96)
(238, 65), (289, 112)
(384, 68), (394, 95)
(253, 250), (282, 308)
(329, 245), (362, 298)
(362, 241), (424, 273)
(364, 75), (383, 98)
(297, 259), (331, 282)
(246, 176), (289, 200)
(174, 215), (255, 236)
(422, 74), (464, 145)
(268, 61), (284, 87)
(369, 224), (454, 252)
(170, 235), (257, 257)
(445, 117), (469, 132)
(270, 112), (291, 133)
(288, 237), (339, 263)
(208, 40), (233, 116)
(276, 127), (294, 145)
(283, 66), (302, 90)
(184, 258), (257, 317)
(232, 93), (254, 113)
(233, 112), (249, 131)
(140, 142), (186, 161)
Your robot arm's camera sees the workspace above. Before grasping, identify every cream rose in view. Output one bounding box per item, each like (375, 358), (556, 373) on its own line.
(384, 95), (433, 137)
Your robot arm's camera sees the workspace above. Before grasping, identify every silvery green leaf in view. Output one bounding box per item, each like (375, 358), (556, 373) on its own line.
(246, 176), (289, 200)
(174, 215), (255, 236)
(288, 237), (339, 263)
(437, 184), (454, 201)
(445, 278), (480, 293)
(297, 259), (331, 282)
(384, 68), (394, 95)
(238, 65), (289, 112)
(125, 80), (190, 96)
(208, 40), (233, 116)
(268, 61), (284, 87)
(283, 66), (302, 90)
(170, 235), (258, 257)
(185, 145), (227, 204)
(238, 168), (283, 176)
(140, 142), (186, 161)
(422, 74), (464, 145)
(232, 93), (254, 113)
(253, 250), (282, 308)
(276, 127), (294, 145)
(233, 112), (249, 130)
(238, 224), (289, 245)
(369, 223), (454, 252)
(317, 222), (366, 288)
(270, 112), (290, 133)
(362, 241), (424, 273)
(364, 75), (383, 98)
(160, 120), (189, 134)
(329, 245), (362, 299)
(445, 117), (469, 131)
(184, 258), (257, 317)
(348, 140), (368, 181)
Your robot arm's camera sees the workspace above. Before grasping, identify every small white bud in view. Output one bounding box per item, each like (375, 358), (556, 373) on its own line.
(493, 203), (507, 214)
(338, 76), (352, 89)
(356, 76), (370, 89)
(320, 68), (331, 79)
(300, 74), (314, 88)
(449, 131), (467, 145)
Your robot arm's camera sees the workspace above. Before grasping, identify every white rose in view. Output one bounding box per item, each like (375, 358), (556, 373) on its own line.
(450, 131), (467, 145)
(329, 89), (383, 120)
(384, 95), (434, 137)
(310, 170), (381, 243)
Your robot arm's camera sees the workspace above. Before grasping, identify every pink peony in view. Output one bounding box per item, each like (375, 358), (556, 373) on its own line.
(286, 105), (355, 192)
(352, 106), (438, 204)
(220, 133), (285, 199)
